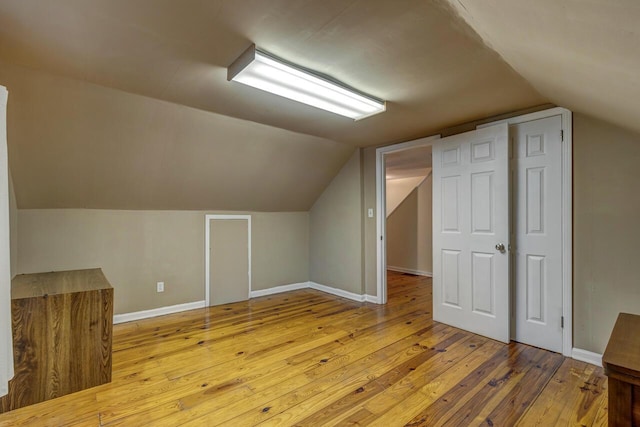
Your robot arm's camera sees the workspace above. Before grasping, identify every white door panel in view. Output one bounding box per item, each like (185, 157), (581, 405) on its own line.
(512, 116), (563, 352)
(433, 123), (510, 343)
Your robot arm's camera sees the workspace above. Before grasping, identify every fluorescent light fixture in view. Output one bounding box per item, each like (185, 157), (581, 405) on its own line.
(227, 44), (386, 120)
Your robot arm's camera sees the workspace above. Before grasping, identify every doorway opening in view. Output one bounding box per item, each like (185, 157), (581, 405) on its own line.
(376, 135), (439, 304)
(384, 145), (434, 303)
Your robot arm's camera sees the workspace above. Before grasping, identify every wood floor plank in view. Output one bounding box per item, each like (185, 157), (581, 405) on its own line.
(515, 358), (608, 426)
(0, 271), (608, 427)
(403, 344), (534, 426)
(158, 325), (456, 426)
(476, 348), (565, 426)
(367, 338), (505, 426)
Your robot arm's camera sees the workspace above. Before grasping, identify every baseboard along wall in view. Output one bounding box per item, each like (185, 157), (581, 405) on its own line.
(386, 266), (433, 277)
(113, 300), (206, 324)
(114, 282), (378, 324)
(571, 348), (603, 367)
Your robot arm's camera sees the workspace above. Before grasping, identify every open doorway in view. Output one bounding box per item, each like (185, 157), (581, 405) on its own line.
(375, 135), (439, 304)
(384, 145), (434, 302)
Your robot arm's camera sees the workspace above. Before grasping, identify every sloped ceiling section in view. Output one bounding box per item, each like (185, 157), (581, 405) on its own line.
(0, 62), (353, 211)
(0, 0), (545, 147)
(447, 0), (640, 134)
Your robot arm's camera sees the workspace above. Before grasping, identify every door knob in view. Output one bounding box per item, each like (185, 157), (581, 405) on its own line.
(495, 243), (506, 253)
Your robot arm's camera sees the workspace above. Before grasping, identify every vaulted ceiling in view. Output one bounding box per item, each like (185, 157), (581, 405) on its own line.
(447, 0), (640, 135)
(0, 0), (635, 210)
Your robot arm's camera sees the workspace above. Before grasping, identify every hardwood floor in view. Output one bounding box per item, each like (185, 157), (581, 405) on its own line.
(0, 271), (607, 426)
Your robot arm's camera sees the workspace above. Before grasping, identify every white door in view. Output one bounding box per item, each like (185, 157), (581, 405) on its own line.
(208, 217), (250, 306)
(433, 124), (510, 343)
(512, 116), (563, 352)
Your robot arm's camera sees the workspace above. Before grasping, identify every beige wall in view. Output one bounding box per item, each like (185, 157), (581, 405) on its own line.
(251, 212), (309, 291)
(309, 150), (363, 294)
(386, 176), (433, 274)
(8, 169), (17, 278)
(17, 209), (309, 314)
(573, 113), (640, 353)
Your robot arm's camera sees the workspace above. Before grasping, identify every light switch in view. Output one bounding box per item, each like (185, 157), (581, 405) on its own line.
(368, 208), (374, 218)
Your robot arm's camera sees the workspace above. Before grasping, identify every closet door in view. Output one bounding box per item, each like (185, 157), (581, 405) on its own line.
(512, 116), (563, 352)
(433, 124), (510, 343)
(208, 216), (250, 306)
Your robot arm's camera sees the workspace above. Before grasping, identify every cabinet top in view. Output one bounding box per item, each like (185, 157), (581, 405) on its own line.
(11, 268), (113, 299)
(603, 312), (640, 378)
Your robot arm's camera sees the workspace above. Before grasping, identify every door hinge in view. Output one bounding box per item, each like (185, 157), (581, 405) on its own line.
(561, 129), (564, 141)
(380, 235), (383, 241)
(561, 316), (564, 328)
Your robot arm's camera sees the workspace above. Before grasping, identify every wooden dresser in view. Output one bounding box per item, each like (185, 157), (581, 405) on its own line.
(603, 313), (640, 427)
(0, 269), (113, 413)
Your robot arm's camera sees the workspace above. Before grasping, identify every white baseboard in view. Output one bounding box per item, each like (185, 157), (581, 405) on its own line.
(114, 281), (381, 325)
(572, 348), (603, 367)
(114, 300), (206, 324)
(249, 282), (309, 298)
(309, 281), (369, 303)
(252, 281), (380, 304)
(365, 294), (380, 304)
(387, 266), (433, 277)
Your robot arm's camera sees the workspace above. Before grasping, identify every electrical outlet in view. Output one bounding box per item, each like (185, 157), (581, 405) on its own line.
(368, 208), (374, 218)
(157, 281), (164, 293)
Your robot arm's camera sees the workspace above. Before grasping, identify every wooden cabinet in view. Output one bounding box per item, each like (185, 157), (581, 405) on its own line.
(603, 313), (640, 426)
(0, 269), (113, 413)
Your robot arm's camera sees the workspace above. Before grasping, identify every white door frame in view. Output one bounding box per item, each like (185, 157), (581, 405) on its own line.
(375, 135), (440, 304)
(477, 107), (572, 356)
(205, 214), (252, 306)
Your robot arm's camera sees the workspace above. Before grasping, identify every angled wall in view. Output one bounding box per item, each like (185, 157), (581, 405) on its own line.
(309, 149), (363, 295)
(0, 61), (353, 212)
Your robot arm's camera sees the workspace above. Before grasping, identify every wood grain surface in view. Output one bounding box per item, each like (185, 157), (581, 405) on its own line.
(0, 271), (606, 425)
(0, 269), (113, 413)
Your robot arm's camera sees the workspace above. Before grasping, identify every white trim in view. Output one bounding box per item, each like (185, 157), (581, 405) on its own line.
(572, 348), (603, 367)
(113, 282), (377, 325)
(113, 300), (206, 324)
(364, 294), (380, 304)
(561, 110), (573, 358)
(249, 282), (309, 298)
(476, 107), (569, 129)
(477, 107), (573, 357)
(309, 281), (367, 302)
(0, 85), (12, 396)
(205, 214), (252, 307)
(250, 281), (379, 303)
(386, 266), (433, 277)
(376, 135), (440, 305)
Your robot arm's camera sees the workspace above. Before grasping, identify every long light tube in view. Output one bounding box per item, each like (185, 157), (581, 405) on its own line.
(227, 45), (386, 120)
